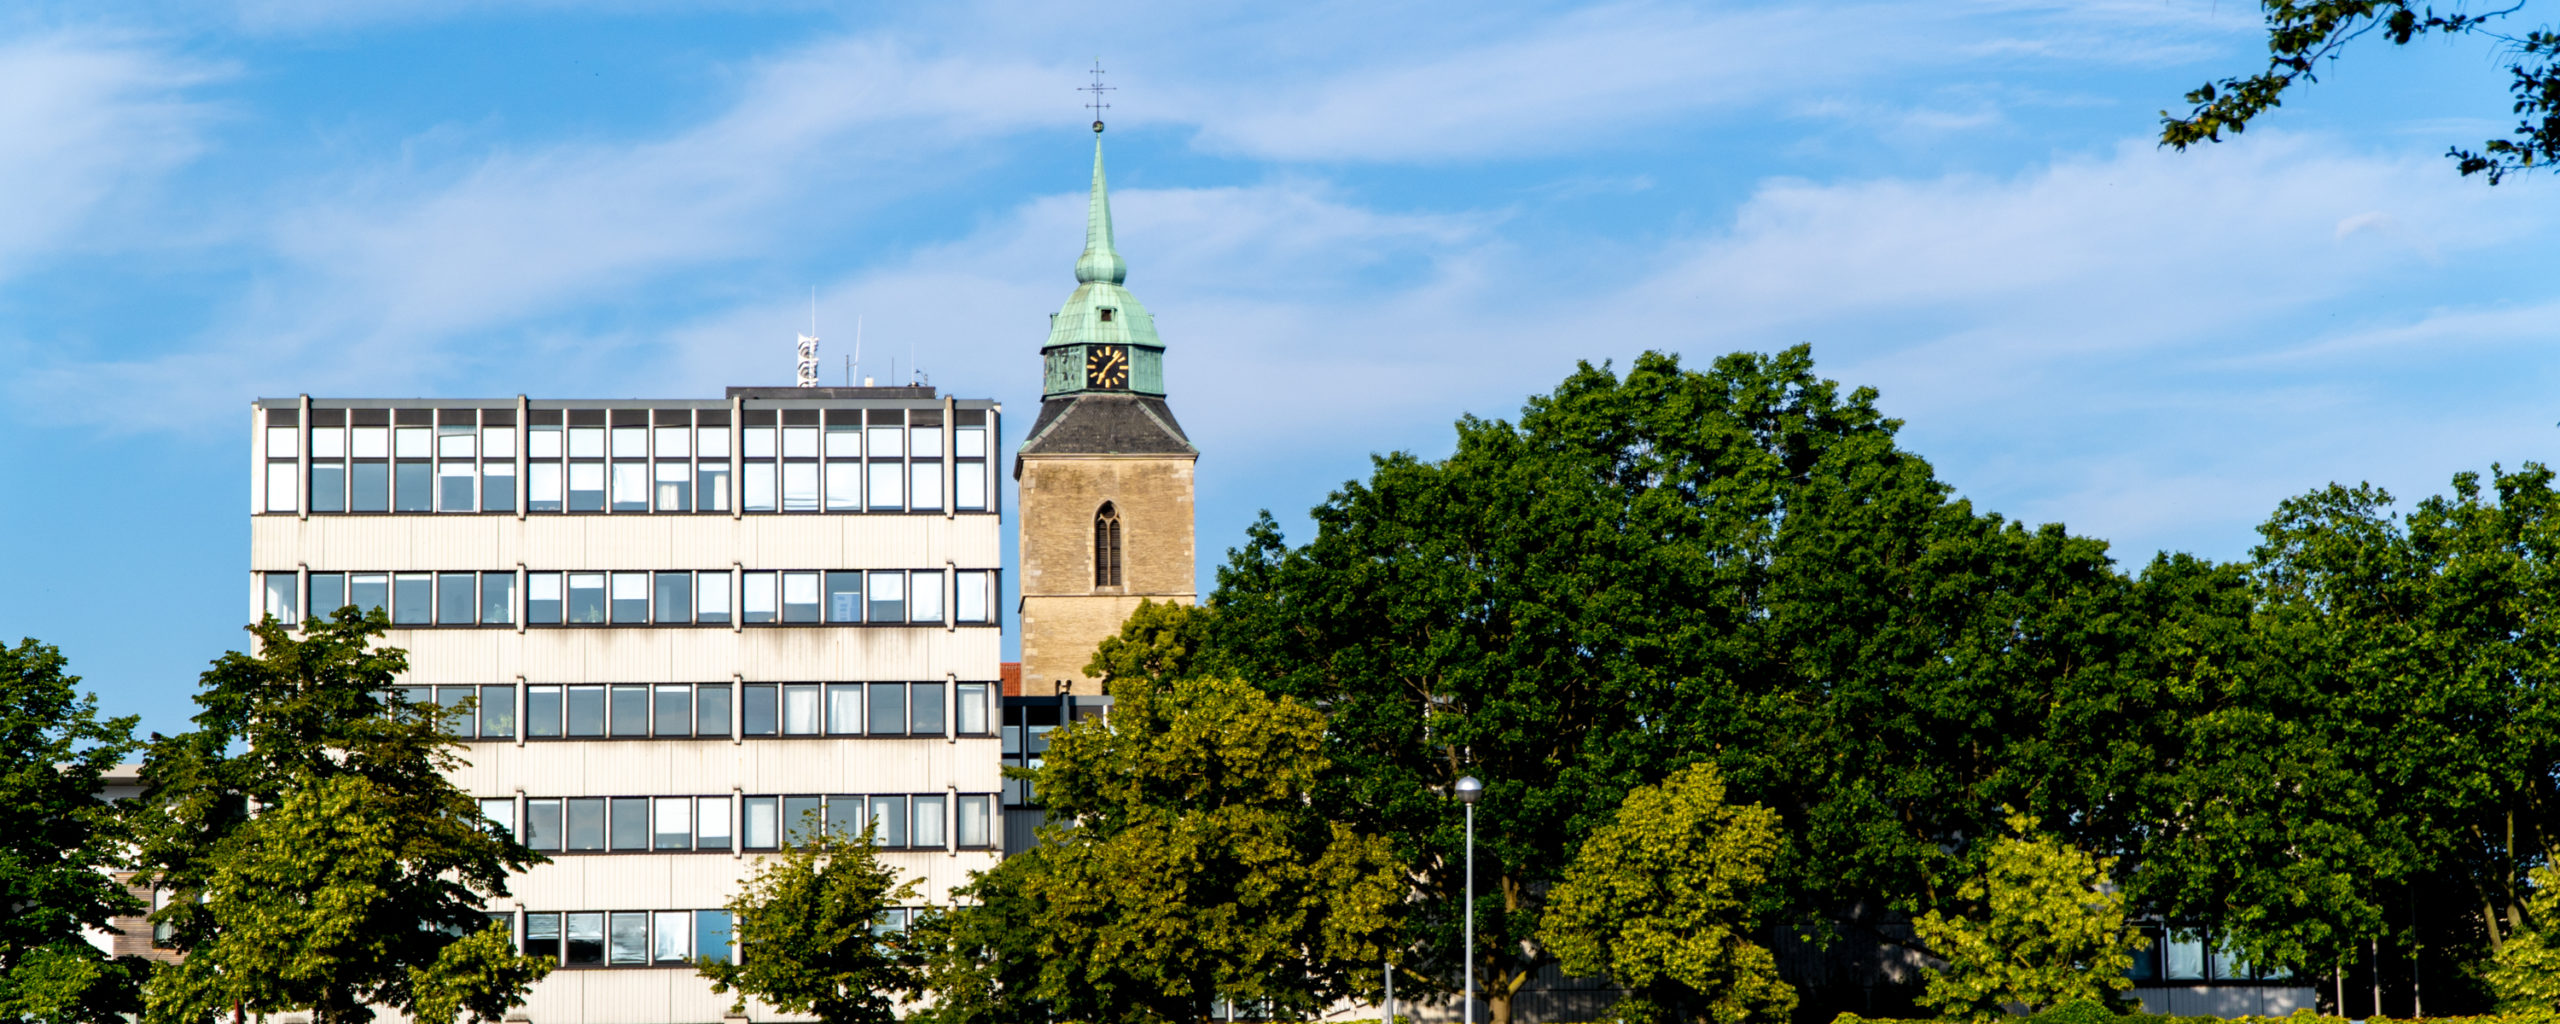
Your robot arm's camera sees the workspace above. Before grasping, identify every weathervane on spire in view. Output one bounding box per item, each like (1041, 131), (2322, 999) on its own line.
(1081, 58), (1113, 133)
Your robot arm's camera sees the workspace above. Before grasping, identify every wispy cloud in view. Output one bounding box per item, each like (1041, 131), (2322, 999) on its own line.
(0, 32), (218, 277)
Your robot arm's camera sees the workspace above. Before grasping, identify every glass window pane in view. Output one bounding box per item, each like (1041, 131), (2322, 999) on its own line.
(782, 426), (818, 458)
(566, 686), (605, 737)
(568, 462), (604, 512)
(610, 572), (647, 623)
(909, 462), (942, 511)
(524, 912), (561, 962)
(697, 464), (731, 512)
(608, 912), (647, 965)
(437, 428), (474, 460)
(866, 426), (903, 458)
(392, 574), (431, 625)
(2165, 934), (2204, 980)
(524, 799), (562, 851)
(565, 798), (605, 850)
(956, 684), (988, 735)
(697, 796), (732, 850)
(697, 684), (730, 738)
(783, 684), (819, 736)
(654, 797), (691, 850)
(913, 794), (945, 848)
(869, 796), (907, 848)
(654, 572), (691, 623)
(610, 685), (649, 737)
(481, 573), (515, 625)
(826, 462), (860, 511)
(479, 685), (515, 740)
(782, 462), (818, 512)
(653, 910), (690, 962)
(909, 570), (943, 624)
(869, 683), (906, 737)
(567, 426), (603, 459)
(481, 465), (515, 512)
(697, 572), (730, 624)
(438, 462), (475, 512)
(910, 427), (941, 458)
(955, 571), (988, 623)
(527, 426), (562, 459)
(784, 796), (822, 845)
(742, 572), (776, 623)
(2130, 929), (2161, 981)
(694, 910), (734, 966)
(568, 574), (605, 624)
(394, 427), (430, 459)
(312, 426), (346, 458)
(309, 463), (345, 513)
(825, 572), (862, 623)
(395, 462), (432, 512)
(955, 463), (987, 511)
(610, 797), (649, 851)
(565, 913), (604, 966)
(481, 426), (514, 459)
(265, 461), (298, 513)
(782, 572), (819, 623)
(263, 573), (299, 625)
(654, 462), (691, 512)
(744, 463), (776, 512)
(654, 426), (689, 458)
(954, 426), (985, 458)
(352, 426), (389, 459)
(911, 683), (943, 736)
(867, 571), (904, 623)
(479, 798), (515, 838)
(654, 685), (691, 738)
(957, 794), (990, 847)
(698, 426), (729, 458)
(309, 573), (345, 619)
(526, 686), (562, 739)
(741, 684), (777, 736)
(351, 462), (389, 512)
(742, 426), (775, 458)
(825, 795), (862, 840)
(611, 426), (646, 458)
(527, 462), (563, 512)
(437, 572), (476, 625)
(867, 461), (902, 510)
(826, 683), (862, 736)
(527, 573), (562, 624)
(610, 462), (647, 511)
(742, 797), (778, 849)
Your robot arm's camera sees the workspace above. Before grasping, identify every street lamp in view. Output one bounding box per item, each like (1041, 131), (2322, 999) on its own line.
(1454, 776), (1482, 1024)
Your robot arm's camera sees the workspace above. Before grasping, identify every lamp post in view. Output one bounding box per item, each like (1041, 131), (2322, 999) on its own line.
(1455, 776), (1482, 1024)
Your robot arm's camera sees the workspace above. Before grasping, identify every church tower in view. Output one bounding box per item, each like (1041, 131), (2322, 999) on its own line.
(1015, 129), (1198, 697)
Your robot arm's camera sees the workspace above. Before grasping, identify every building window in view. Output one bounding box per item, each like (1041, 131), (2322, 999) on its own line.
(956, 683), (990, 735)
(957, 794), (992, 848)
(1095, 502), (1124, 586)
(954, 410), (989, 512)
(955, 570), (991, 624)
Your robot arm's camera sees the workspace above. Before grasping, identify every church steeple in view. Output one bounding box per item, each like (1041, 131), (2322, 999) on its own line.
(1040, 130), (1165, 398)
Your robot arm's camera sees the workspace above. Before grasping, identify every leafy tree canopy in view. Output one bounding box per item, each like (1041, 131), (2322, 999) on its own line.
(2160, 0), (2560, 182)
(1910, 814), (2140, 1020)
(0, 639), (147, 1024)
(703, 823), (922, 1024)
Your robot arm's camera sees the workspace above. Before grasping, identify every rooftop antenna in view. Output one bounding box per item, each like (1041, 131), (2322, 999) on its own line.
(1082, 58), (1112, 133)
(853, 316), (863, 386)
(794, 288), (819, 388)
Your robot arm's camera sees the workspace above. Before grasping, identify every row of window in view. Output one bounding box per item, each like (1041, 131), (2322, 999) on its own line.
(2128, 928), (2296, 983)
(259, 407), (995, 516)
(476, 792), (994, 853)
(500, 905), (925, 969)
(260, 569), (997, 627)
(408, 682), (994, 741)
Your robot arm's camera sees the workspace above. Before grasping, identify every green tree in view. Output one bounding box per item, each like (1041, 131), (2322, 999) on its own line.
(1910, 814), (2140, 1019)
(2485, 866), (2560, 1015)
(2160, 0), (2560, 182)
(906, 855), (1053, 1024)
(1540, 764), (1794, 1024)
(701, 822), (922, 1024)
(137, 610), (550, 1024)
(933, 673), (1404, 1024)
(0, 639), (148, 1024)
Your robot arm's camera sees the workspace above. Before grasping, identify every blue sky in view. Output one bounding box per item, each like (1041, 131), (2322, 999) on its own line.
(7, 1), (2559, 739)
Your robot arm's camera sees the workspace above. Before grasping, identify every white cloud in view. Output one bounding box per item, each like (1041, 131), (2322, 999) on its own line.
(0, 32), (215, 277)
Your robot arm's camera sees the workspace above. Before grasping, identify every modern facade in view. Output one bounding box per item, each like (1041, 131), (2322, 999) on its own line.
(245, 385), (1004, 1024)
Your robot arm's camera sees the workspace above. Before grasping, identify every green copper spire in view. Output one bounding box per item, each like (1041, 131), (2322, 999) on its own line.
(1042, 131), (1165, 396)
(1075, 138), (1126, 285)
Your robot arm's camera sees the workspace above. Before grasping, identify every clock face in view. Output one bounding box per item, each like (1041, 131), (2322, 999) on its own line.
(1085, 344), (1130, 390)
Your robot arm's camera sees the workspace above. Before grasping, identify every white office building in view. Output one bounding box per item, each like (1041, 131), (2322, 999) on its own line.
(245, 385), (1004, 1024)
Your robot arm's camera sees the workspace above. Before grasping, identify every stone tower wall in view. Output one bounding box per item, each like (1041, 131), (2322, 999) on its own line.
(1016, 454), (1197, 695)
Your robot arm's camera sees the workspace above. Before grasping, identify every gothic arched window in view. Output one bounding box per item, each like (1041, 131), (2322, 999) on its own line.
(1094, 503), (1124, 587)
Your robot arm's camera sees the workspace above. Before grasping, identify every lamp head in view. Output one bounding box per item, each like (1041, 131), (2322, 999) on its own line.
(1455, 776), (1483, 804)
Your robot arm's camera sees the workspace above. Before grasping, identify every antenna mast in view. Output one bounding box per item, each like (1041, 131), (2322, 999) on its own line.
(795, 288), (820, 388)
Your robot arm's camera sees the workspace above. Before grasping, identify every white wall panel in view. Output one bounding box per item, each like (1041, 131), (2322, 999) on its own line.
(383, 628), (1001, 684)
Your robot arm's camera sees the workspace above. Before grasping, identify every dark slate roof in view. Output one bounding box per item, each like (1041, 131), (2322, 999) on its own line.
(1019, 394), (1196, 457)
